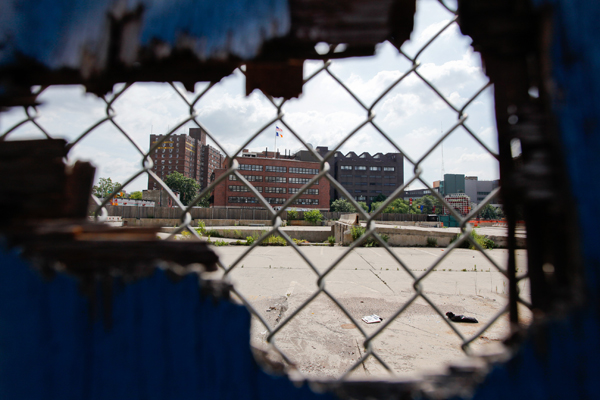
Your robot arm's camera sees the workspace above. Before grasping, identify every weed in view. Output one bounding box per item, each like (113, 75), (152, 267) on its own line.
(245, 236), (255, 246)
(287, 209), (298, 220)
(195, 220), (206, 235)
(450, 229), (496, 250)
(213, 240), (229, 246)
(328, 235), (335, 246)
(426, 237), (438, 247)
(462, 268), (467, 272)
(207, 229), (221, 238)
(293, 238), (308, 245)
(260, 235), (288, 246)
(233, 229), (242, 238)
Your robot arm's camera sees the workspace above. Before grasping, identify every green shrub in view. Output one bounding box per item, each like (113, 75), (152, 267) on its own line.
(328, 235), (335, 246)
(304, 209), (323, 224)
(293, 238), (308, 245)
(287, 209), (299, 220)
(426, 237), (438, 247)
(213, 240), (229, 246)
(245, 236), (255, 246)
(350, 226), (387, 247)
(451, 230), (496, 249)
(260, 235), (288, 246)
(351, 225), (366, 241)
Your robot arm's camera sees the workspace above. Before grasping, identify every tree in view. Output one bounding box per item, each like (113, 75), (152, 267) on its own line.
(197, 192), (211, 208)
(163, 171), (200, 206)
(93, 177), (121, 198)
(372, 194), (387, 203)
(129, 191), (143, 200)
(479, 204), (499, 220)
(331, 198), (355, 212)
(357, 201), (369, 213)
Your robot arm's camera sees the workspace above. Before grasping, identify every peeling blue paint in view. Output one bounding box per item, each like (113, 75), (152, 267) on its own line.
(0, 0), (290, 69)
(0, 244), (332, 400)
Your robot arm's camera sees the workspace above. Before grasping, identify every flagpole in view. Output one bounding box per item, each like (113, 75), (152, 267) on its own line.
(274, 133), (276, 158)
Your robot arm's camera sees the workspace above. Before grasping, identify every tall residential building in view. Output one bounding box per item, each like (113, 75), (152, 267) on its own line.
(147, 128), (224, 190)
(293, 146), (404, 207)
(212, 151), (329, 210)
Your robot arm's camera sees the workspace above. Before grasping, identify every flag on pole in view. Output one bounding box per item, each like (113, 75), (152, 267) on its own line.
(275, 126), (283, 137)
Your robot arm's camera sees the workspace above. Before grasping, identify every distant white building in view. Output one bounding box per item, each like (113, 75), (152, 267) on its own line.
(464, 176), (500, 205)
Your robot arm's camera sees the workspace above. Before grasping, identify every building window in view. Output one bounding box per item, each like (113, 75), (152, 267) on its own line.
(383, 167), (395, 171)
(355, 166), (367, 170)
(266, 197), (285, 204)
(265, 176), (286, 183)
(355, 175), (367, 178)
(355, 190), (367, 193)
(356, 182), (368, 186)
(355, 195), (367, 201)
(370, 166), (381, 171)
(289, 167), (318, 175)
(370, 176), (381, 179)
(292, 198), (319, 205)
(289, 188), (318, 195)
(340, 174), (353, 178)
(229, 196), (258, 204)
(341, 182), (352, 185)
(369, 182), (378, 186)
(229, 185), (250, 192)
(264, 187), (286, 194)
(384, 175), (395, 179)
(266, 165), (287, 173)
(239, 164), (263, 171)
(340, 165), (352, 170)
(384, 183), (396, 186)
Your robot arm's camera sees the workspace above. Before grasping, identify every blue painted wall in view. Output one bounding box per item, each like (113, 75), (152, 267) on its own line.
(0, 243), (333, 400)
(468, 1), (600, 398)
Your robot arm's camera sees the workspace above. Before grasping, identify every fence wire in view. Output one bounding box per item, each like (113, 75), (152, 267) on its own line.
(0, 0), (530, 381)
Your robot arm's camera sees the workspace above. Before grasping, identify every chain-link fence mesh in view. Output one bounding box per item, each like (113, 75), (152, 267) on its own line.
(0, 0), (531, 381)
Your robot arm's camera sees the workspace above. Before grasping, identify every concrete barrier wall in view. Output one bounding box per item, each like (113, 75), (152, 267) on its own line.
(333, 222), (522, 248)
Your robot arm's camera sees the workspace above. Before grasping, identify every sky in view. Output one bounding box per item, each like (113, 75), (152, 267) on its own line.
(0, 0), (499, 193)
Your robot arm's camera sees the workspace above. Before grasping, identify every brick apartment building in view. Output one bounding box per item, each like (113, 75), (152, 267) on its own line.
(295, 147), (404, 207)
(148, 127), (223, 190)
(213, 150), (329, 210)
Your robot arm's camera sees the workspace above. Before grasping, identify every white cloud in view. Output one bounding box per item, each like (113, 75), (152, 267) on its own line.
(0, 0), (498, 193)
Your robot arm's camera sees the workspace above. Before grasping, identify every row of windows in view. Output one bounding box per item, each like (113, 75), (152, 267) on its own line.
(340, 166), (396, 171)
(293, 198), (319, 205)
(264, 187), (286, 194)
(340, 175), (396, 179)
(289, 177), (318, 185)
(239, 164), (263, 171)
(229, 174), (263, 182)
(289, 188), (319, 195)
(289, 167), (318, 175)
(477, 191), (491, 195)
(229, 185), (263, 193)
(267, 197), (285, 204)
(266, 165), (287, 173)
(341, 182), (398, 187)
(229, 196), (258, 204)
(266, 176), (287, 183)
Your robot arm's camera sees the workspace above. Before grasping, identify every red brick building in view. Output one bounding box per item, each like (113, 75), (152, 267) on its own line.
(213, 151), (329, 210)
(148, 128), (223, 190)
(443, 193), (471, 216)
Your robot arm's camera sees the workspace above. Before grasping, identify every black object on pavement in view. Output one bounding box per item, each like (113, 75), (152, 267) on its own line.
(446, 312), (478, 323)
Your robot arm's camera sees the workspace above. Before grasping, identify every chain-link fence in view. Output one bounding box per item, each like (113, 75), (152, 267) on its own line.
(0, 0), (531, 381)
